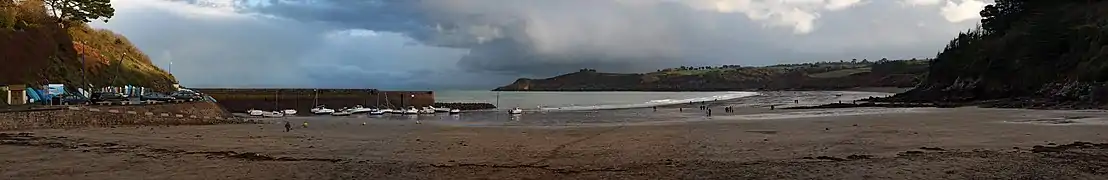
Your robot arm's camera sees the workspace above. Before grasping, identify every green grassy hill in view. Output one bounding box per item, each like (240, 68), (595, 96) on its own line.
(495, 59), (929, 91)
(0, 0), (175, 91)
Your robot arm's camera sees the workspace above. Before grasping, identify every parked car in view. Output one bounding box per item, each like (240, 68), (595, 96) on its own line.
(169, 91), (202, 102)
(90, 92), (126, 104)
(140, 92), (176, 102)
(53, 94), (89, 105)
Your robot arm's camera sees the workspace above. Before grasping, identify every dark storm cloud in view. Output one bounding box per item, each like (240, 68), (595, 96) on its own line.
(101, 0), (990, 89)
(231, 0), (820, 76)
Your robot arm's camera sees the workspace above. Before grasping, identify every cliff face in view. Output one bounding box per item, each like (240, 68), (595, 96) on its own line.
(892, 1), (1108, 108)
(0, 1), (175, 91)
(495, 60), (927, 91)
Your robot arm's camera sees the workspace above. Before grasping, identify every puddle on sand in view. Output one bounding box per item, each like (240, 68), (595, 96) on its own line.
(1004, 116), (1108, 126)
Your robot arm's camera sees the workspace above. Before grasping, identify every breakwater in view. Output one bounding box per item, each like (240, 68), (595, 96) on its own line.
(194, 89), (434, 113)
(432, 102), (496, 110)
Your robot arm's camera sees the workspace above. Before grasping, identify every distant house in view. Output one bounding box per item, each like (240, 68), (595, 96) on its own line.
(2, 84), (27, 105)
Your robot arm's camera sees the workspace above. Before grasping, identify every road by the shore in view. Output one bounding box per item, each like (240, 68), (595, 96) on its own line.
(3, 107), (1108, 179)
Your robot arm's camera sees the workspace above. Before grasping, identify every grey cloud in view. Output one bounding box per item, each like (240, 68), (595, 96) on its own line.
(93, 5), (330, 88)
(122, 0), (986, 89)
(233, 0), (980, 78)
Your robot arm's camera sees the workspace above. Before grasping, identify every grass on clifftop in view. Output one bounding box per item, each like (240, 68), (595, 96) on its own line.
(1, 0), (176, 91)
(808, 68), (872, 78)
(68, 23), (177, 90)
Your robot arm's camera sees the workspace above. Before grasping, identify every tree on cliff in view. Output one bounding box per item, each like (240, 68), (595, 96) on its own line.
(899, 0), (1108, 102)
(42, 0), (113, 27)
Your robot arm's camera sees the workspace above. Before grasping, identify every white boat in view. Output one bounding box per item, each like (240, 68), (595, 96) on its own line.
(449, 109), (461, 114)
(310, 105), (335, 115)
(419, 107), (436, 114)
(247, 109), (264, 116)
(350, 105), (374, 114)
(509, 107), (523, 114)
(432, 106), (451, 112)
(331, 109), (353, 116)
(282, 109), (298, 115)
(402, 107), (419, 114)
(262, 111), (285, 118)
(369, 109), (386, 115)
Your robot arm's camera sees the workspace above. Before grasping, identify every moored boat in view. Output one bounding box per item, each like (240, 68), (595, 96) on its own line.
(311, 105), (335, 115)
(350, 105), (374, 114)
(248, 109), (264, 116)
(262, 111), (285, 118)
(331, 108), (353, 116)
(402, 107), (419, 114)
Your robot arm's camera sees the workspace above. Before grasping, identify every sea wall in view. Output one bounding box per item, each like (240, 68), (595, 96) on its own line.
(0, 102), (241, 131)
(195, 89), (434, 113)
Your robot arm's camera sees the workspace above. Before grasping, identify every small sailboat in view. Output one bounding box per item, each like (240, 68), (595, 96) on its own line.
(402, 106), (419, 114)
(311, 105), (335, 115)
(309, 90), (334, 115)
(331, 108), (353, 116)
(419, 107), (436, 114)
(262, 111), (285, 118)
(369, 109), (386, 115)
(272, 90), (295, 116)
(509, 107), (523, 114)
(247, 109), (265, 116)
(449, 109), (461, 114)
(350, 105), (374, 114)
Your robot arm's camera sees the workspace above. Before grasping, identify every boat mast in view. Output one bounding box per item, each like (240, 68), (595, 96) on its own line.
(495, 92), (500, 109)
(382, 92), (391, 109)
(274, 90), (279, 110)
(313, 89), (318, 107)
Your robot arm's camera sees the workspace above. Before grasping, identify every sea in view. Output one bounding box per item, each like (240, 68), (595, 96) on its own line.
(295, 91), (898, 126)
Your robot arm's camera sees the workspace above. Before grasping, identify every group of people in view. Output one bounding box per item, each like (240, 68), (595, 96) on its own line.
(283, 121), (307, 132)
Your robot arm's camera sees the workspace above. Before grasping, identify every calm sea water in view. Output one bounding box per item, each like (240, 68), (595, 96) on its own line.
(290, 91), (897, 126)
(434, 91), (758, 111)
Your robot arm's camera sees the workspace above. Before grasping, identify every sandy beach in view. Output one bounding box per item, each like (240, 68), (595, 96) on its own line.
(3, 106), (1108, 179)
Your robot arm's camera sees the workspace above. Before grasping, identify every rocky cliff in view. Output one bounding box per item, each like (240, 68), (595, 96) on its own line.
(0, 0), (176, 91)
(495, 60), (928, 91)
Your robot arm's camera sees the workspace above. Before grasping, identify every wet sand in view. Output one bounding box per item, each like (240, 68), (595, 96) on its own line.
(4, 107), (1108, 179)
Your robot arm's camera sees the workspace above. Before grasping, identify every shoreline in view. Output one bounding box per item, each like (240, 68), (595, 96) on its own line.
(489, 86), (912, 93)
(3, 107), (1108, 179)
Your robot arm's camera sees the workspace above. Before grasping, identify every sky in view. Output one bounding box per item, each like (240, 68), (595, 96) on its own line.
(91, 0), (992, 90)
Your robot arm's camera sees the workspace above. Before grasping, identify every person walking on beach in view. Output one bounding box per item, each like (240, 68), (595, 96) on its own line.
(707, 109), (712, 116)
(653, 106), (657, 112)
(283, 121), (291, 132)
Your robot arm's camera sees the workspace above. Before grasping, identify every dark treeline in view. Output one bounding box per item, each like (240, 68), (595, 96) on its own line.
(894, 0), (1108, 108)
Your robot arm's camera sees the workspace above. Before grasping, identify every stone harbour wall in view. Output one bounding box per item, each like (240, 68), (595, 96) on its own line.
(0, 102), (243, 131)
